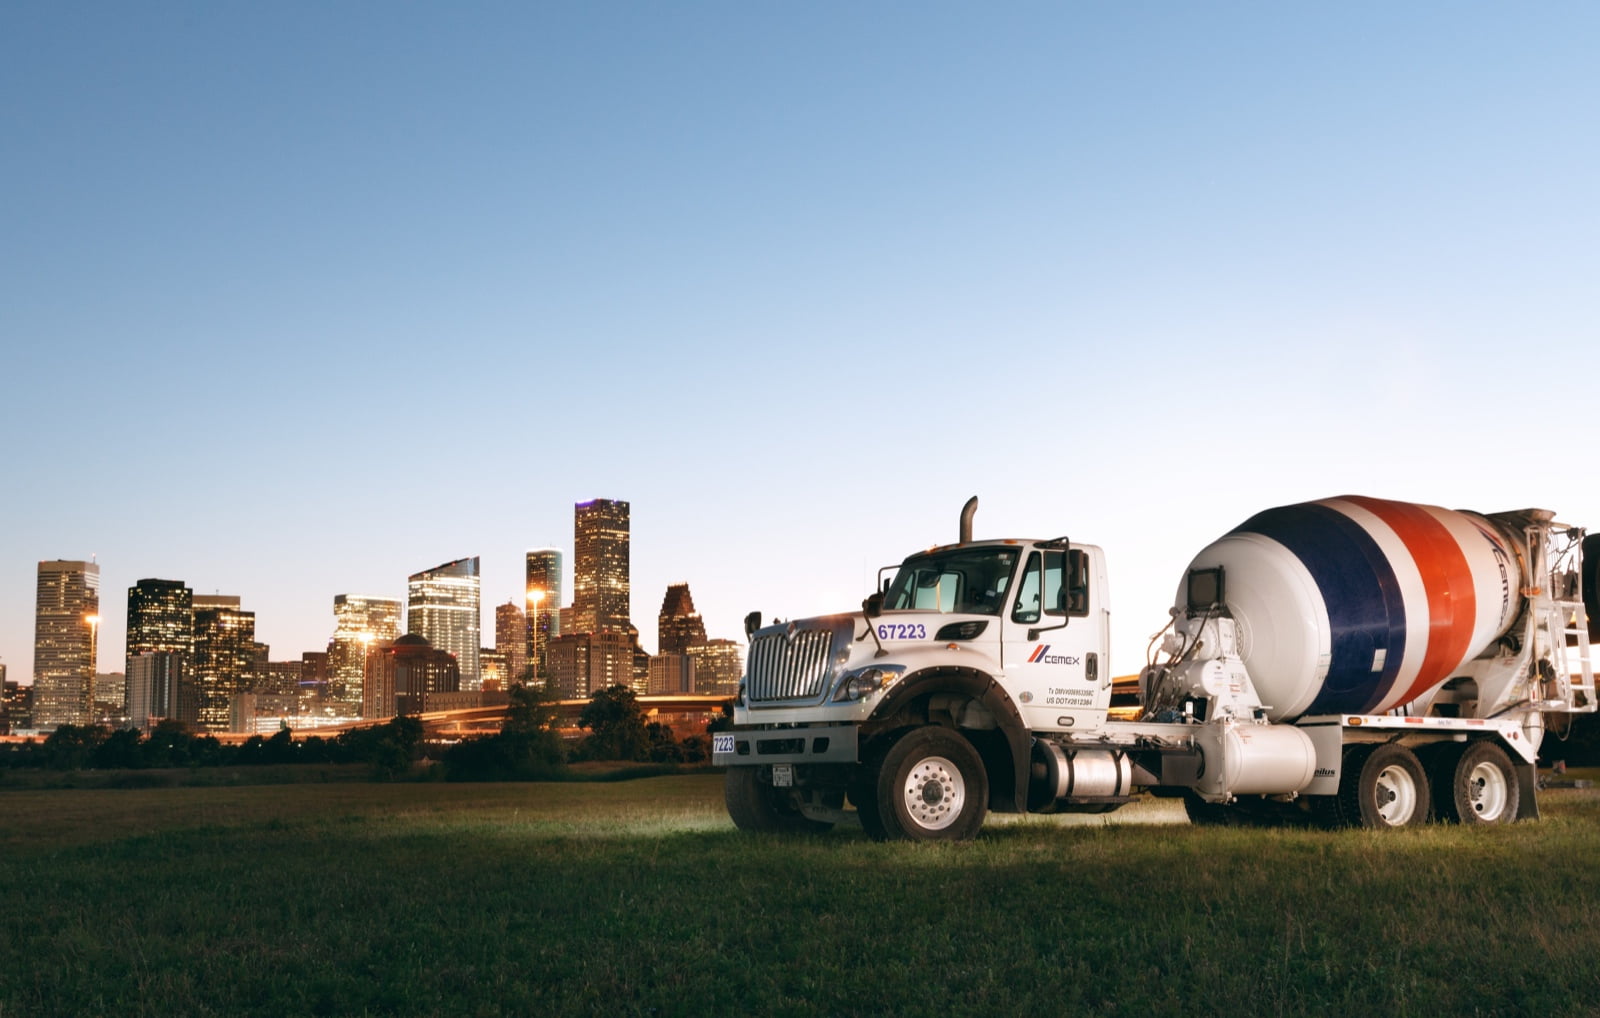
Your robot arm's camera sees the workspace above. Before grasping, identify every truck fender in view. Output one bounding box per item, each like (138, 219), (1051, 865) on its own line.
(867, 666), (1032, 812)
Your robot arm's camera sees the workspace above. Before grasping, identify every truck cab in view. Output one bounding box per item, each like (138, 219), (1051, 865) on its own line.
(874, 539), (1112, 732)
(715, 534), (1117, 840)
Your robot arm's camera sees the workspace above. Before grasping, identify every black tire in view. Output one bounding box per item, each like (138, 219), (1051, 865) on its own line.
(1336, 743), (1430, 829)
(724, 767), (833, 834)
(1436, 741), (1519, 826)
(868, 727), (988, 842)
(849, 739), (890, 840)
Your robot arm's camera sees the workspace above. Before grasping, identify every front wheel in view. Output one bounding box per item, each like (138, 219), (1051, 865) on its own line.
(725, 767), (833, 834)
(868, 727), (988, 842)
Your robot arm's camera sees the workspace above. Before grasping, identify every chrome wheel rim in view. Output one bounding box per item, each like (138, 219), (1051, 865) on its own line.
(902, 755), (964, 830)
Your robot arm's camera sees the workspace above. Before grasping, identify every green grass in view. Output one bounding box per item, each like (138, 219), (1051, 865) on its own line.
(5, 775), (1600, 1017)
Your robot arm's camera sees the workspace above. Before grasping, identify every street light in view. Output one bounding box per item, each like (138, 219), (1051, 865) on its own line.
(526, 588), (546, 686)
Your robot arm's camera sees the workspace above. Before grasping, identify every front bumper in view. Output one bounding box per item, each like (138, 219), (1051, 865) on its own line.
(712, 724), (861, 767)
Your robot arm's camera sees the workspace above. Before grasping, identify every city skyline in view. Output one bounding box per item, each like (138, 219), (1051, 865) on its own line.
(5, 6), (1599, 688)
(6, 496), (745, 707)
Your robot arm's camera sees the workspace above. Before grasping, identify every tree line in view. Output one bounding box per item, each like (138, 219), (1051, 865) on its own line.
(0, 684), (726, 782)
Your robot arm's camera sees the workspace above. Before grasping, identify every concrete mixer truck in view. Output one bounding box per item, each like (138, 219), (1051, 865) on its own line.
(713, 496), (1598, 840)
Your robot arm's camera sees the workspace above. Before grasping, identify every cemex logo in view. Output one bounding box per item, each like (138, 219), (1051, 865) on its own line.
(1027, 645), (1079, 666)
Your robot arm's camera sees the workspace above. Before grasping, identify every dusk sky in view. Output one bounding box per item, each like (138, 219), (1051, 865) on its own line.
(5, 4), (1598, 685)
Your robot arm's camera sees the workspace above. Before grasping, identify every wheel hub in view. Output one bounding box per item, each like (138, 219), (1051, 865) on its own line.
(902, 755), (965, 830)
(1373, 764), (1417, 824)
(1466, 761), (1509, 820)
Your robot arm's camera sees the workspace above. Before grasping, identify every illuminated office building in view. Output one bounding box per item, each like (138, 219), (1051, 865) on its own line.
(2, 678), (31, 734)
(525, 548), (563, 679)
(366, 634), (461, 718)
(479, 647), (508, 692)
(647, 653), (695, 695)
(328, 594), (402, 713)
(257, 660), (303, 697)
(192, 595), (255, 732)
(658, 583), (708, 654)
(125, 579), (192, 730)
(494, 601), (527, 685)
(126, 578), (193, 671)
(571, 499), (629, 635)
(93, 672), (125, 724)
(547, 630), (633, 699)
(407, 557), (481, 691)
(687, 638), (744, 697)
(32, 560), (100, 730)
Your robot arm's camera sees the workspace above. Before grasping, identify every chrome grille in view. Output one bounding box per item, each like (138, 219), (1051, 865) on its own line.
(747, 625), (839, 702)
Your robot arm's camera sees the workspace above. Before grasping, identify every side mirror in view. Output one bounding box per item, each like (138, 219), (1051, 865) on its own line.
(862, 591), (885, 619)
(744, 611), (763, 639)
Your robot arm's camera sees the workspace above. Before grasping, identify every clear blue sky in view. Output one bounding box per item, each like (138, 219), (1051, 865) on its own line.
(4, 3), (1598, 684)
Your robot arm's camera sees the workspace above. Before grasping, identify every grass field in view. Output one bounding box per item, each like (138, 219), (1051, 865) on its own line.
(5, 773), (1600, 1017)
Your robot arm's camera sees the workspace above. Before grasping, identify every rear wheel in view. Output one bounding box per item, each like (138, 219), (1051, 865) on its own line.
(1336, 743), (1430, 829)
(1436, 741), (1519, 825)
(868, 727), (988, 841)
(725, 767), (833, 834)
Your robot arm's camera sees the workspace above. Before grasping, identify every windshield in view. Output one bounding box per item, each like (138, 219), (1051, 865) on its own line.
(883, 547), (1019, 616)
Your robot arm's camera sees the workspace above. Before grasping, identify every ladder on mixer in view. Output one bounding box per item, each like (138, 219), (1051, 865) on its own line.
(1538, 521), (1597, 713)
(1552, 599), (1597, 712)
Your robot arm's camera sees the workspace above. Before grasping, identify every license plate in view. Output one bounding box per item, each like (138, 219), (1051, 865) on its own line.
(771, 764), (794, 787)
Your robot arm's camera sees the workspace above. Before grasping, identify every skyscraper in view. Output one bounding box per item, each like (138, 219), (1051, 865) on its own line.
(125, 578), (193, 707)
(191, 595), (255, 732)
(525, 548), (563, 680)
(687, 639), (744, 697)
(407, 557), (480, 691)
(658, 582), (709, 654)
(328, 594), (403, 714)
(572, 499), (629, 635)
(494, 601), (527, 685)
(32, 560), (100, 730)
(126, 652), (184, 730)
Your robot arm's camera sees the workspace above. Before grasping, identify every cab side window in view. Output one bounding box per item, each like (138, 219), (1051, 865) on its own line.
(1049, 549), (1091, 617)
(1011, 553), (1043, 624)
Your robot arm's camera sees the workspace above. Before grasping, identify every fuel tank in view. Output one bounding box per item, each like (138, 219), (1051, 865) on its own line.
(1179, 496), (1523, 721)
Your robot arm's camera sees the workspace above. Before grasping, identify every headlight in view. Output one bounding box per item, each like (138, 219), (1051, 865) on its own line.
(832, 664), (906, 702)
